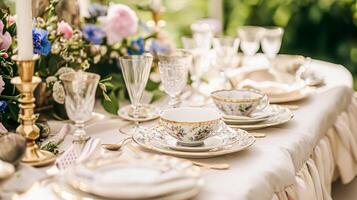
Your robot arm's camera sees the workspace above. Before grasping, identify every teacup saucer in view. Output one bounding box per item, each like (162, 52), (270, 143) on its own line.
(149, 125), (239, 152)
(118, 104), (160, 122)
(222, 106), (277, 124)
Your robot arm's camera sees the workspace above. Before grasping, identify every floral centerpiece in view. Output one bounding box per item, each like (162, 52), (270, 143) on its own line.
(0, 9), (18, 132)
(0, 0), (171, 131)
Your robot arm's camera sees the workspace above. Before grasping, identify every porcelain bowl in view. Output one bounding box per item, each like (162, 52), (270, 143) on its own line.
(160, 107), (221, 147)
(211, 89), (268, 116)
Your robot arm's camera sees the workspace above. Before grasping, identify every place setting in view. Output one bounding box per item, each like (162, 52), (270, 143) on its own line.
(132, 107), (255, 159)
(31, 154), (203, 200)
(211, 89), (294, 130)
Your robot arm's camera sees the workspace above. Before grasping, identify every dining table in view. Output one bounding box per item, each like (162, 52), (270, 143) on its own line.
(1, 56), (357, 200)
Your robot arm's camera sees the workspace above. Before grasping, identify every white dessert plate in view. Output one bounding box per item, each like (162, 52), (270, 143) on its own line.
(65, 155), (201, 199)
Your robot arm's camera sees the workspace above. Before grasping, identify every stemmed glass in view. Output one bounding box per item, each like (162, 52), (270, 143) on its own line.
(158, 49), (191, 108)
(212, 37), (240, 88)
(60, 71), (100, 142)
(237, 26), (264, 64)
(119, 54), (153, 134)
(191, 22), (213, 52)
(261, 27), (284, 64)
(181, 37), (211, 105)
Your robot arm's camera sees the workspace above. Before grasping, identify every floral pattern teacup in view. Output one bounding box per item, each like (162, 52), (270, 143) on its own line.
(160, 107), (221, 147)
(211, 89), (269, 116)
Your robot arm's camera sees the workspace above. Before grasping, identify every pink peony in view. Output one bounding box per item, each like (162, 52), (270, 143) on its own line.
(0, 76), (4, 95)
(100, 4), (138, 44)
(57, 21), (73, 39)
(0, 123), (7, 133)
(0, 21), (12, 51)
(7, 16), (15, 26)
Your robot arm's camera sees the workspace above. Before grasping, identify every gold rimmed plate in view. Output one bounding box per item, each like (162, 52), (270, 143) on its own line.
(226, 105), (294, 130)
(268, 86), (314, 103)
(133, 127), (255, 159)
(63, 155), (201, 199)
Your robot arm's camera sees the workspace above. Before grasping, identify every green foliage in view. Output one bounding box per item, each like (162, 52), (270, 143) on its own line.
(224, 0), (357, 87)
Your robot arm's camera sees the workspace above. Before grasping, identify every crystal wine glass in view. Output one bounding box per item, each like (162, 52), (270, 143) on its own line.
(158, 49), (191, 108)
(181, 36), (211, 105)
(191, 22), (213, 52)
(237, 26), (264, 57)
(119, 54), (153, 134)
(212, 36), (240, 88)
(261, 27), (284, 62)
(60, 71), (100, 142)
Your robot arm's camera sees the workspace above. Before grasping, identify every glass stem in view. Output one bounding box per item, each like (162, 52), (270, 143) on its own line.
(74, 121), (87, 142)
(169, 96), (180, 108)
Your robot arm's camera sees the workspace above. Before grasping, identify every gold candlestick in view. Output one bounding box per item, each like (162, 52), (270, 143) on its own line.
(11, 55), (55, 167)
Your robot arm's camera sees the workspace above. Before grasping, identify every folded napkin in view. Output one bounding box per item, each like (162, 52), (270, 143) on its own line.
(55, 138), (101, 170)
(40, 124), (72, 149)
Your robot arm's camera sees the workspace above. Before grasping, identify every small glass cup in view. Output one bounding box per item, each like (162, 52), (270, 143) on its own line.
(191, 22), (213, 52)
(181, 36), (211, 106)
(237, 26), (264, 57)
(212, 37), (240, 88)
(261, 27), (284, 60)
(60, 71), (100, 142)
(158, 49), (191, 108)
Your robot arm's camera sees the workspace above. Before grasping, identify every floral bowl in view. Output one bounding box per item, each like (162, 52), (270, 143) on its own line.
(159, 107), (221, 147)
(211, 89), (269, 116)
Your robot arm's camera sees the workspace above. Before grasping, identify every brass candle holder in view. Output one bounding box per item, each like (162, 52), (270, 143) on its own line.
(11, 55), (55, 167)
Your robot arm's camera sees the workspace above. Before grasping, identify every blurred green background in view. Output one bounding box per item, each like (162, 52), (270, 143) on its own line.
(115, 0), (357, 88)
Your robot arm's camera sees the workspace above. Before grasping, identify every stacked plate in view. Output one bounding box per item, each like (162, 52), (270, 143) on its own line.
(49, 155), (202, 200)
(133, 124), (255, 159)
(223, 105), (293, 130)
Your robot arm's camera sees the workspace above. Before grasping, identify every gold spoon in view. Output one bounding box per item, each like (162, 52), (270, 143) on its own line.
(250, 132), (267, 138)
(189, 161), (230, 170)
(101, 137), (132, 151)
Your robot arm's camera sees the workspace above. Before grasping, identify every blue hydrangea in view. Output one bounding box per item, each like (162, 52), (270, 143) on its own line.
(149, 39), (170, 54)
(82, 24), (105, 45)
(32, 28), (51, 55)
(0, 101), (7, 112)
(127, 37), (145, 55)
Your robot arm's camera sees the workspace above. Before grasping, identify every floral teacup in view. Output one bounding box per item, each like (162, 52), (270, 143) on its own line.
(211, 89), (269, 116)
(160, 107), (221, 147)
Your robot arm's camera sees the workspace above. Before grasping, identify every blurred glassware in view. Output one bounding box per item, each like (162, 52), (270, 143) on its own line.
(158, 49), (191, 108)
(119, 54), (153, 134)
(181, 36), (211, 106)
(212, 37), (240, 88)
(191, 22), (213, 51)
(60, 71), (100, 142)
(261, 27), (284, 60)
(237, 26), (264, 57)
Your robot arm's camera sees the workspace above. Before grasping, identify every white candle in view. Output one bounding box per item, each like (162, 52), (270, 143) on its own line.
(16, 0), (34, 60)
(78, 0), (90, 18)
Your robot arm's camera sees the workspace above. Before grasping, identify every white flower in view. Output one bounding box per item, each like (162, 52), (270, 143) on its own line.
(110, 51), (119, 59)
(94, 54), (101, 64)
(81, 60), (90, 70)
(55, 67), (75, 76)
(51, 42), (61, 54)
(52, 81), (65, 104)
(100, 45), (107, 56)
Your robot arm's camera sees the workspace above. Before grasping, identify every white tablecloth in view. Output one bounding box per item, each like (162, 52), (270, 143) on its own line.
(1, 58), (356, 200)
